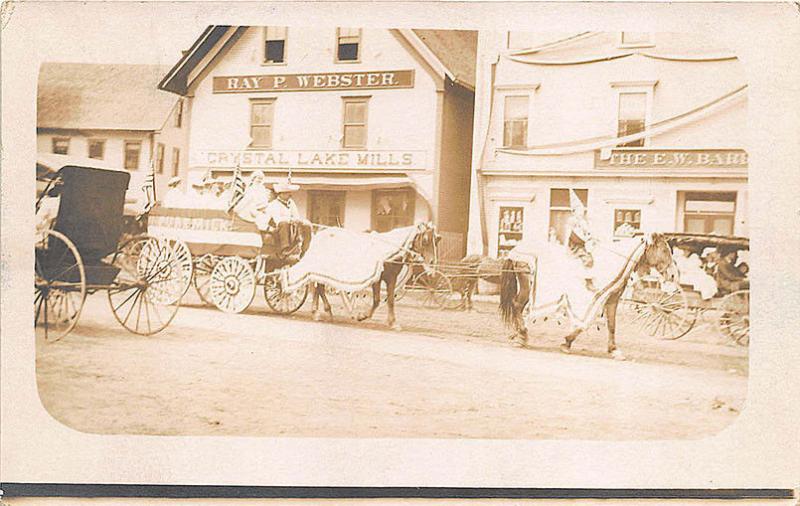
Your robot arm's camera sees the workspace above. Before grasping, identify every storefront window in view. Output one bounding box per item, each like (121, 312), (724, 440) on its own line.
(617, 92), (647, 147)
(309, 190), (345, 227)
(549, 188), (588, 244)
(372, 189), (414, 232)
(614, 208), (641, 237)
(52, 137), (70, 155)
(497, 206), (524, 258)
(682, 191), (736, 235)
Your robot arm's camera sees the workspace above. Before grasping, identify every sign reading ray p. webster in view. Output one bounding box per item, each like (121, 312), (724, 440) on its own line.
(595, 149), (748, 169)
(213, 70), (415, 93)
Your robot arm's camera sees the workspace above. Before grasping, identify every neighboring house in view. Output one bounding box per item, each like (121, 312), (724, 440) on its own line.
(467, 32), (749, 257)
(37, 62), (189, 202)
(158, 26), (476, 258)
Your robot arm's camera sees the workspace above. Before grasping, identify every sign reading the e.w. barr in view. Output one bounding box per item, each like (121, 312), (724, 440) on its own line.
(595, 149), (748, 169)
(213, 70), (414, 93)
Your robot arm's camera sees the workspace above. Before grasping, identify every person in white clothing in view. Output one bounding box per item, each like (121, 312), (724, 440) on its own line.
(255, 180), (302, 262)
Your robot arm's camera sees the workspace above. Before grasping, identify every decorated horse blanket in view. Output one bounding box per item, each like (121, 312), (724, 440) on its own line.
(281, 226), (417, 293)
(509, 237), (645, 330)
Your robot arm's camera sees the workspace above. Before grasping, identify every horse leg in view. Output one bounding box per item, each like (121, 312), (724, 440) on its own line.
(386, 275), (401, 331)
(356, 281), (381, 322)
(311, 284), (321, 321)
(605, 290), (626, 360)
(560, 328), (582, 354)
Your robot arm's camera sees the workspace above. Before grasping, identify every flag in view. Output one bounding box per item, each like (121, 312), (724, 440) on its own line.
(227, 164), (246, 213)
(140, 161), (156, 214)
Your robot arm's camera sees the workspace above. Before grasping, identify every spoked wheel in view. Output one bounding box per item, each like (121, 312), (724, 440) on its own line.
(161, 238), (193, 297)
(406, 268), (454, 310)
(107, 235), (182, 336)
(619, 280), (696, 340)
(264, 274), (308, 314)
(717, 289), (750, 346)
(35, 229), (87, 342)
(209, 256), (256, 313)
(193, 254), (219, 305)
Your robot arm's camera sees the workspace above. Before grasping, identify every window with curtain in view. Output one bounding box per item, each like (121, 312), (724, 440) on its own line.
(250, 100), (275, 147)
(342, 97), (368, 149)
(503, 95), (529, 148)
(617, 92), (647, 147)
(264, 26), (287, 63)
(336, 28), (361, 62)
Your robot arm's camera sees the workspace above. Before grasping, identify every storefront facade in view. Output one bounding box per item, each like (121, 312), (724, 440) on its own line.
(159, 26), (475, 257)
(467, 32), (749, 257)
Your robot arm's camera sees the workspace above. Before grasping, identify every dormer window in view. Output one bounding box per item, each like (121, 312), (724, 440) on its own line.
(336, 28), (361, 62)
(264, 27), (287, 64)
(618, 32), (654, 48)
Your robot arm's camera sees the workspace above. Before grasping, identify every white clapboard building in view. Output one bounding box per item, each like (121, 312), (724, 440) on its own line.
(158, 26), (475, 258)
(37, 63), (188, 201)
(467, 32), (749, 257)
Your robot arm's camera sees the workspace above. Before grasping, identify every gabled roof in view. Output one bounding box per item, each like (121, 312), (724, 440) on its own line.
(38, 62), (178, 131)
(158, 26), (476, 95)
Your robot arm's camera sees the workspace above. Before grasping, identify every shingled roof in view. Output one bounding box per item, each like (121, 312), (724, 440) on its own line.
(413, 29), (477, 89)
(38, 63), (178, 130)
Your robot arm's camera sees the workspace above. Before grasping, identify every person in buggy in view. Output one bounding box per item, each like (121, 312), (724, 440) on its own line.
(715, 247), (749, 294)
(255, 179), (305, 266)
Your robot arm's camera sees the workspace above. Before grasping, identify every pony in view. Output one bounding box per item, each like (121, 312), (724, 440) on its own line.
(310, 222), (440, 330)
(498, 232), (677, 359)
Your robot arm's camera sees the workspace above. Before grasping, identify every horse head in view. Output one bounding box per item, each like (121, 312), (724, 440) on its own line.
(411, 221), (441, 266)
(637, 232), (678, 282)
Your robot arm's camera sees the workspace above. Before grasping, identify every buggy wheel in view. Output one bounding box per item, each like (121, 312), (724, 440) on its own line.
(193, 254), (219, 305)
(35, 229), (86, 342)
(209, 256), (255, 314)
(162, 238), (193, 296)
(107, 235), (181, 336)
(407, 269), (454, 310)
(264, 275), (308, 314)
(717, 289), (749, 346)
(620, 280), (696, 340)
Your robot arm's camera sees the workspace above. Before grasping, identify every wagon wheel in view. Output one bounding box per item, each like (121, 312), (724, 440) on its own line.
(208, 257), (256, 314)
(193, 254), (219, 305)
(620, 280), (696, 340)
(107, 235), (182, 335)
(162, 238), (193, 297)
(407, 268), (454, 310)
(717, 289), (749, 346)
(264, 274), (308, 314)
(35, 229), (87, 342)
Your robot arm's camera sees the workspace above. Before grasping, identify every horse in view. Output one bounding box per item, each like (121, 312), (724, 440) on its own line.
(310, 222), (440, 330)
(445, 254), (504, 310)
(498, 232), (678, 359)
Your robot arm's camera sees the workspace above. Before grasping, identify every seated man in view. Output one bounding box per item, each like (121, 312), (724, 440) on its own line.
(716, 249), (749, 294)
(255, 180), (303, 266)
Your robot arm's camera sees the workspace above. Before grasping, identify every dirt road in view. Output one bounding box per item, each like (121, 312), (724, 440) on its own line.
(36, 292), (747, 439)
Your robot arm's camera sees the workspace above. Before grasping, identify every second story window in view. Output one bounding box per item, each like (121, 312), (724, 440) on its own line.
(172, 148), (180, 177)
(619, 32), (653, 48)
(336, 28), (361, 62)
(88, 138), (105, 160)
(342, 97), (368, 149)
(174, 99), (184, 128)
(503, 95), (529, 148)
(617, 92), (647, 147)
(264, 27), (287, 64)
(124, 140), (141, 170)
(52, 137), (69, 155)
(250, 99), (275, 148)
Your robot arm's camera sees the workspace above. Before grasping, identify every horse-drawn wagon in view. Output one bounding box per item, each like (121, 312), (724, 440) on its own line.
(619, 233), (750, 346)
(146, 206), (310, 315)
(35, 162), (186, 341)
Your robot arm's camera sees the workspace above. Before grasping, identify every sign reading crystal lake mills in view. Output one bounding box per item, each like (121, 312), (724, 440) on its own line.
(212, 70), (415, 93)
(595, 149), (748, 169)
(195, 150), (426, 169)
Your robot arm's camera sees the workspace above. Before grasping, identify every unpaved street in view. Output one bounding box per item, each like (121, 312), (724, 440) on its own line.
(36, 291), (748, 439)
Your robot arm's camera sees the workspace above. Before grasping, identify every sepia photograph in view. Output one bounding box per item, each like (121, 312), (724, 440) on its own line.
(33, 25), (750, 440)
(3, 0), (800, 496)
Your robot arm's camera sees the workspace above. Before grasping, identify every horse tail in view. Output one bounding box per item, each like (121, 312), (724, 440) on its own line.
(499, 258), (519, 327)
